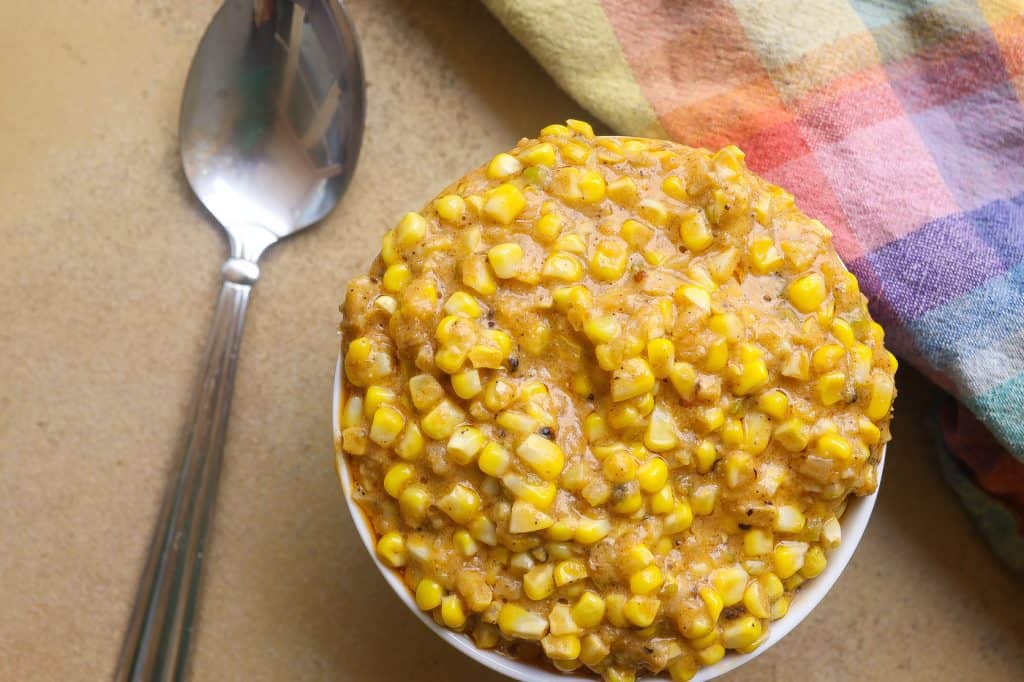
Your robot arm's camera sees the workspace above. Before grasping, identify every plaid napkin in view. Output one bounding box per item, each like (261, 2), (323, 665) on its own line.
(484, 0), (1024, 575)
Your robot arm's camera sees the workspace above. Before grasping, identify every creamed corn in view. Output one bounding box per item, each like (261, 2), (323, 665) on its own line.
(337, 121), (896, 681)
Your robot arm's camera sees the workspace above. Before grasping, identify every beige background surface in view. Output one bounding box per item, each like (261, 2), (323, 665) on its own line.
(1, 1), (1022, 680)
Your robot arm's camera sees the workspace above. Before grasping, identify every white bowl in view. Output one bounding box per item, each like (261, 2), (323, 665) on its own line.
(333, 356), (883, 681)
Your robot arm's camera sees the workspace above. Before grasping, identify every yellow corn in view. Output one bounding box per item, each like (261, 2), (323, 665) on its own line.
(554, 559), (588, 586)
(663, 500), (694, 534)
(434, 194), (465, 223)
(611, 357), (655, 401)
(721, 616), (762, 650)
(483, 183), (526, 225)
(487, 152), (523, 179)
(398, 484), (431, 525)
(382, 263), (412, 292)
(866, 371), (895, 419)
(437, 483), (481, 525)
(440, 595), (467, 629)
(375, 531), (406, 567)
(369, 405), (405, 447)
(679, 211), (713, 252)
(623, 595), (660, 627)
(787, 273), (827, 312)
(542, 634), (581, 661)
(590, 238), (629, 281)
(801, 546), (828, 578)
(646, 338), (675, 378)
(630, 564), (664, 595)
(394, 212), (428, 250)
(542, 252), (584, 281)
(415, 577), (444, 611)
(579, 633), (610, 666)
(461, 254), (497, 295)
(748, 236), (783, 274)
(608, 177), (639, 206)
(816, 371), (847, 405)
(579, 169), (606, 202)
(690, 485), (718, 516)
(773, 541), (808, 579)
(487, 242), (524, 279)
(447, 425), (486, 465)
(408, 374), (444, 411)
(534, 212), (563, 243)
(509, 500), (554, 534)
(498, 604), (548, 640)
(662, 175), (687, 201)
(574, 517), (611, 545)
(383, 463), (415, 498)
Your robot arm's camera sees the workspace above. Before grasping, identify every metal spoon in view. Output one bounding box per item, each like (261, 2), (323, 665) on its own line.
(115, 1), (364, 679)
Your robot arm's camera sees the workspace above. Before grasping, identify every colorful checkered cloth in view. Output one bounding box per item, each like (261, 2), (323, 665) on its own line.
(484, 0), (1024, 575)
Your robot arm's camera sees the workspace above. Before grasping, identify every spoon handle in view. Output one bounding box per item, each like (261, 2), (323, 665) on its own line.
(116, 263), (256, 682)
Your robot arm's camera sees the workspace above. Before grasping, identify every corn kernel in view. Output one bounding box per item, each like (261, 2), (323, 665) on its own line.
(816, 371), (847, 406)
(711, 565), (749, 606)
(704, 337), (728, 372)
(437, 483), (481, 525)
(369, 406), (405, 447)
(771, 596), (790, 620)
(624, 595), (660, 627)
(801, 546), (827, 578)
(515, 434), (565, 480)
(679, 211), (713, 252)
(542, 252), (584, 281)
(722, 616), (762, 650)
(541, 633), (581, 661)
(380, 230), (399, 266)
(859, 416), (881, 445)
(607, 177), (639, 206)
(676, 285), (712, 313)
(775, 417), (810, 452)
(867, 371), (895, 420)
(817, 432), (852, 460)
(748, 236), (783, 273)
(487, 242), (524, 279)
(694, 440), (718, 473)
(636, 457), (669, 493)
(630, 564), (664, 595)
(533, 212), (563, 244)
(668, 657), (699, 682)
(590, 238), (629, 281)
(579, 633), (610, 666)
(421, 399), (466, 440)
(394, 212), (428, 250)
(744, 529), (774, 556)
(439, 594), (467, 629)
(663, 499), (694, 534)
(646, 338), (675, 379)
(384, 463), (415, 498)
(523, 562), (556, 601)
(382, 263), (412, 292)
(662, 175), (687, 200)
(415, 577), (444, 611)
(574, 517), (611, 545)
(690, 485), (718, 516)
(341, 427), (367, 455)
(638, 198), (670, 227)
(509, 500), (554, 534)
(773, 541), (808, 579)
(567, 118), (595, 138)
(669, 361), (697, 400)
(611, 357), (655, 401)
(461, 254), (497, 295)
(434, 194), (465, 223)
(822, 517), (842, 549)
(787, 273), (827, 313)
(498, 604), (548, 640)
(397, 484), (431, 525)
(503, 475), (557, 509)
(448, 369), (481, 401)
(554, 559), (588, 586)
(774, 505), (806, 533)
(696, 644), (725, 666)
(520, 142), (557, 167)
(812, 344), (845, 373)
(579, 169), (606, 202)
(447, 425), (486, 465)
(483, 183), (527, 225)
(444, 291), (483, 318)
(696, 406), (725, 433)
(376, 531), (406, 567)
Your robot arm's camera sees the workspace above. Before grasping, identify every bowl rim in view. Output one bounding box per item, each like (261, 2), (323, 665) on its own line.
(333, 355), (883, 681)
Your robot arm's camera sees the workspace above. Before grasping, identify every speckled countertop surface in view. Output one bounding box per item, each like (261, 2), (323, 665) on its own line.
(1, 2), (1022, 680)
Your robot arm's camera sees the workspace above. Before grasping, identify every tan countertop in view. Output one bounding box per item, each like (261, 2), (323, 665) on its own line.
(1, 1), (1022, 680)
